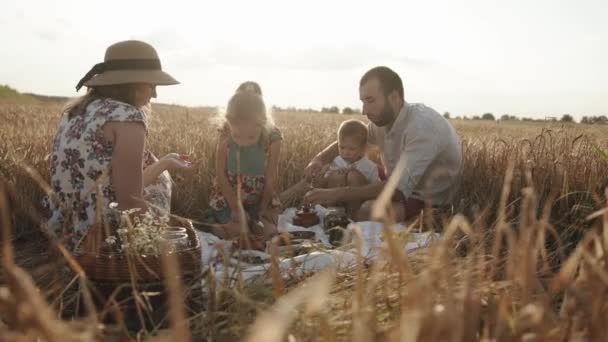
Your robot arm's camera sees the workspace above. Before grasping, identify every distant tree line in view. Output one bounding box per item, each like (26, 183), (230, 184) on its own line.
(272, 105), (361, 115)
(446, 112), (607, 125)
(274, 106), (608, 124)
(580, 115), (608, 125)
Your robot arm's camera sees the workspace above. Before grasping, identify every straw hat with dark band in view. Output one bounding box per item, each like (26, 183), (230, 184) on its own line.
(76, 40), (179, 91)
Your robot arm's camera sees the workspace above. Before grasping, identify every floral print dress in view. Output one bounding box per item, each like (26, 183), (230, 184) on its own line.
(44, 98), (171, 250)
(208, 127), (282, 223)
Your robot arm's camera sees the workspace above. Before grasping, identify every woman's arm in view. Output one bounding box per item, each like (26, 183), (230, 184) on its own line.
(215, 138), (240, 214)
(261, 140), (282, 210)
(107, 122), (147, 211)
(143, 153), (167, 186)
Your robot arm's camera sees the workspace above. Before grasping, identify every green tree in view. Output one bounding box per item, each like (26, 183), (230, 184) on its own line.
(481, 113), (495, 121)
(560, 114), (574, 123)
(342, 107), (356, 115)
(322, 106), (340, 114)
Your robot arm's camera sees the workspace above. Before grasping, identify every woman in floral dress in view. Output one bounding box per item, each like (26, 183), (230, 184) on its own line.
(44, 40), (191, 251)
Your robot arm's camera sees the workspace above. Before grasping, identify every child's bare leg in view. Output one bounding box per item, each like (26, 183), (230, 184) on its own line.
(325, 169), (348, 189)
(259, 207), (280, 239)
(311, 175), (328, 189)
(260, 219), (277, 240)
(210, 225), (226, 239)
(345, 169), (369, 218)
(311, 164), (331, 188)
(214, 221), (244, 239)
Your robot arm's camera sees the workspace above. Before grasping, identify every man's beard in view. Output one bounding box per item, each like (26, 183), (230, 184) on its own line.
(370, 103), (396, 127)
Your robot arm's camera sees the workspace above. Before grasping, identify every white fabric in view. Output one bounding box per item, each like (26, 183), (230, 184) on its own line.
(197, 205), (441, 285)
(367, 102), (462, 205)
(325, 155), (381, 183)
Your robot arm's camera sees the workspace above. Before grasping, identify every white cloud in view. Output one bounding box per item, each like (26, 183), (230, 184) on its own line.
(1, 0), (607, 119)
(135, 30), (189, 51)
(169, 41), (439, 72)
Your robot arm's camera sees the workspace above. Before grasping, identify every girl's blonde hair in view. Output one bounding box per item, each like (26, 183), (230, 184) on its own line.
(218, 81), (275, 139)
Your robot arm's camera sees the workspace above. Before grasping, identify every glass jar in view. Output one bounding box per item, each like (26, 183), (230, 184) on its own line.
(160, 232), (189, 252)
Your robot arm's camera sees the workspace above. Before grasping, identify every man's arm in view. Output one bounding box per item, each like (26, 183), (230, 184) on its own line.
(304, 180), (385, 206)
(312, 141), (339, 165)
(338, 181), (385, 202)
(304, 141), (339, 179)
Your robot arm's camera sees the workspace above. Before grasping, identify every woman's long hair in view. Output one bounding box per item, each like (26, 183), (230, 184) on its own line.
(63, 84), (148, 118)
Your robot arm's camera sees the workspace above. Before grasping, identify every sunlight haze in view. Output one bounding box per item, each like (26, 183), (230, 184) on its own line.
(1, 0), (606, 120)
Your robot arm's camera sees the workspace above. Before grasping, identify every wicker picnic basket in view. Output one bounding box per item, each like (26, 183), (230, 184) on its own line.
(73, 217), (202, 283)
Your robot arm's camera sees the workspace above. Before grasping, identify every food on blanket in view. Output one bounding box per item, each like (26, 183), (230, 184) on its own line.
(234, 250), (270, 265)
(273, 230), (318, 248)
(327, 226), (345, 247)
(276, 237), (313, 246)
(293, 204), (320, 227)
(238, 255), (267, 264)
(323, 210), (350, 247)
(323, 210), (350, 231)
(277, 240), (317, 257)
(290, 239), (312, 245)
(289, 230), (316, 240)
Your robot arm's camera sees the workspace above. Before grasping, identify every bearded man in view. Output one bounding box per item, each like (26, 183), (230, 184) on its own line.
(304, 66), (463, 222)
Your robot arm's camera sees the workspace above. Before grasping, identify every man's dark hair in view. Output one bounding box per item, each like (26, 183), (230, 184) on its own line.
(359, 66), (404, 100)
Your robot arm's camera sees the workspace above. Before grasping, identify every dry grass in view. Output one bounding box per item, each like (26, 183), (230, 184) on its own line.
(2, 101), (608, 340)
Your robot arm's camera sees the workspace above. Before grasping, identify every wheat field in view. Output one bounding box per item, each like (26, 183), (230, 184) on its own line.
(2, 101), (608, 340)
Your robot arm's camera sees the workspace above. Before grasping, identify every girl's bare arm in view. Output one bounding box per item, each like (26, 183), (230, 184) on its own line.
(261, 140), (282, 210)
(215, 138), (239, 213)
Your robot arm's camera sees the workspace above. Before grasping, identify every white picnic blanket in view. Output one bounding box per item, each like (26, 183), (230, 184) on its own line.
(196, 205), (441, 284)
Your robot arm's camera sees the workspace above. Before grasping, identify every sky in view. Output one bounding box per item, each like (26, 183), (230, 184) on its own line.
(1, 0), (607, 120)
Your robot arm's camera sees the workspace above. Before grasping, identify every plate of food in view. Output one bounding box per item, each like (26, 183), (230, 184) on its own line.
(288, 230), (316, 240)
(276, 240), (319, 257)
(231, 250), (271, 265)
(275, 231), (317, 246)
